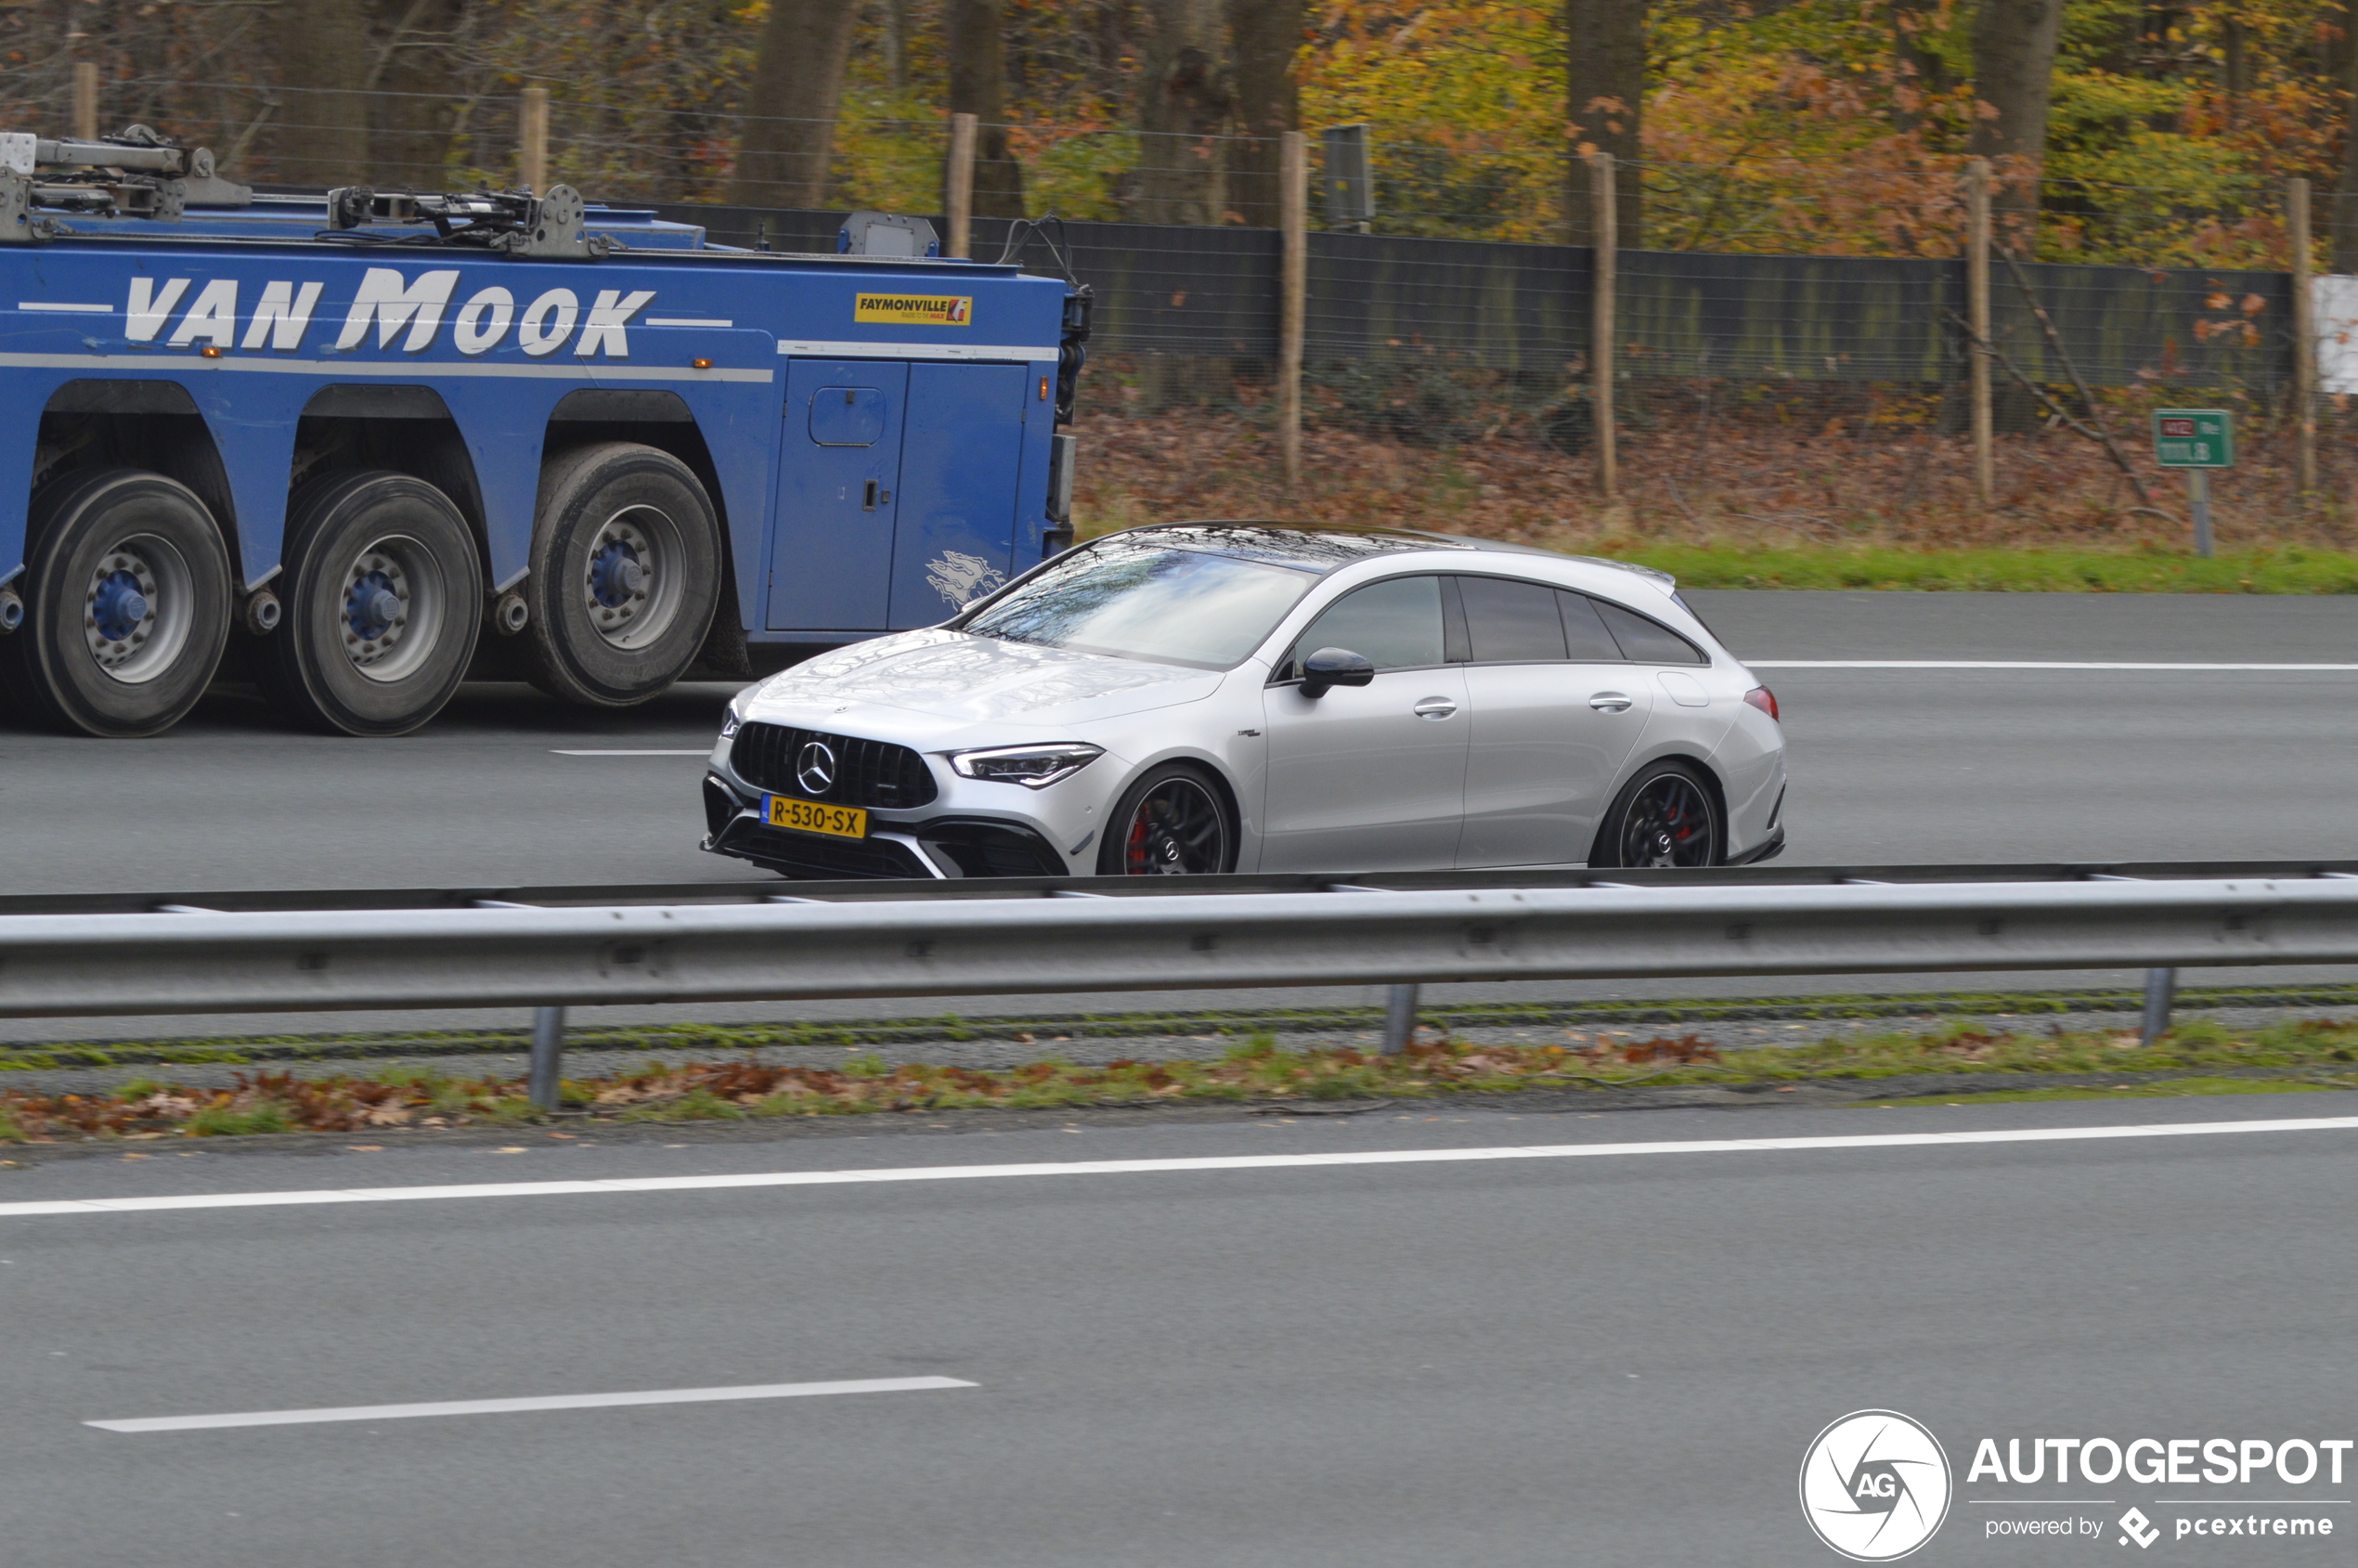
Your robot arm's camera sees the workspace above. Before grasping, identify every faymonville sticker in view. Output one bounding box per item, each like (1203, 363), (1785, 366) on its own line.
(852, 292), (971, 326)
(1802, 1410), (2351, 1559)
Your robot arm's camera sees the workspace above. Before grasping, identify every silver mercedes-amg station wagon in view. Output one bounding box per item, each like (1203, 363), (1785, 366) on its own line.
(701, 524), (1786, 879)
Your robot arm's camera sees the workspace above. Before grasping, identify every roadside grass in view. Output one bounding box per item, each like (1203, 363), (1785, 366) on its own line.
(6, 1016), (2358, 1143)
(19, 984), (2358, 1074)
(1600, 542), (2358, 594)
(1851, 1077), (2348, 1108)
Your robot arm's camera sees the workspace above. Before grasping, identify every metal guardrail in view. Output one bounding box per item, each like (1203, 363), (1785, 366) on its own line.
(11, 857), (2358, 917)
(6, 866), (2358, 1107)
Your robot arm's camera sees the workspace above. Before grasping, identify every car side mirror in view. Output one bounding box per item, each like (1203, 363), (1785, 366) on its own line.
(1300, 646), (1376, 699)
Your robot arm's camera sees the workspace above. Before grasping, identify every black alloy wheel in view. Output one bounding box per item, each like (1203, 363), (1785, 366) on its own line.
(1594, 761), (1721, 869)
(1099, 765), (1234, 876)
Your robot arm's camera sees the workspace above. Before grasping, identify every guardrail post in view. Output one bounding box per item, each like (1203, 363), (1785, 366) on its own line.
(1381, 983), (1419, 1055)
(529, 1005), (566, 1110)
(2140, 967), (2176, 1048)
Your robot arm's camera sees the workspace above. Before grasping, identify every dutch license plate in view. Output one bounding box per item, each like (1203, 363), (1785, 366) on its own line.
(764, 795), (868, 839)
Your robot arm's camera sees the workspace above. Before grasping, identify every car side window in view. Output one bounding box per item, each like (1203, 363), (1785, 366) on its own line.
(1284, 576), (1445, 676)
(1589, 596), (1709, 666)
(1458, 577), (1568, 663)
(1559, 591), (1626, 661)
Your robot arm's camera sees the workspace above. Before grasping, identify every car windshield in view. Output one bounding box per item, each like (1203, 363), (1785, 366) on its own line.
(959, 538), (1317, 668)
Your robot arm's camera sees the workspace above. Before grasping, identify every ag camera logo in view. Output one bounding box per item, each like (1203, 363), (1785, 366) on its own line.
(1801, 1410), (1953, 1561)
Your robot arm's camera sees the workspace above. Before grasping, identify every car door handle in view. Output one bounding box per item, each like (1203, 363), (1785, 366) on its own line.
(1412, 697), (1458, 719)
(1589, 692), (1634, 712)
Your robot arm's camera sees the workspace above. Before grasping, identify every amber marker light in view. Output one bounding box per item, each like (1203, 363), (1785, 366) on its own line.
(201, 346), (223, 357)
(692, 357), (713, 369)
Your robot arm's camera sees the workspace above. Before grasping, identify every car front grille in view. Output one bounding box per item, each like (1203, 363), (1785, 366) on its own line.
(730, 722), (939, 810)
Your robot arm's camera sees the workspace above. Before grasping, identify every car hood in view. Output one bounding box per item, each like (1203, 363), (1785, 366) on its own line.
(742, 628), (1224, 729)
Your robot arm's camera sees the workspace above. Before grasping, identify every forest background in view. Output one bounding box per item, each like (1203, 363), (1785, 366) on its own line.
(12, 0), (2358, 573)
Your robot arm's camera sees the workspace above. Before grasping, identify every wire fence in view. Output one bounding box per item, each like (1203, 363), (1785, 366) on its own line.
(10, 80), (2353, 550)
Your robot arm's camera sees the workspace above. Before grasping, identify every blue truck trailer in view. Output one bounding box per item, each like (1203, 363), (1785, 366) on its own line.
(0, 128), (1086, 736)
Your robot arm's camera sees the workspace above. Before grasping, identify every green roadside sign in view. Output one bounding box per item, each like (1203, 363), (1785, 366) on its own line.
(2153, 408), (2234, 468)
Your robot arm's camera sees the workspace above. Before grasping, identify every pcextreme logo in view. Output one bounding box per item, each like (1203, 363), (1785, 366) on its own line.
(1801, 1410), (1955, 1562)
(853, 292), (972, 326)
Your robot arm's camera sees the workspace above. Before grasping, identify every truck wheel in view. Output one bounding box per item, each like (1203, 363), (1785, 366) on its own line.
(523, 442), (722, 707)
(262, 471), (484, 736)
(0, 468), (231, 737)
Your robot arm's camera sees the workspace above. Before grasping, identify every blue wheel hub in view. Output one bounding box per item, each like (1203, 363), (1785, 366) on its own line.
(90, 569), (149, 643)
(344, 570), (404, 641)
(589, 540), (644, 609)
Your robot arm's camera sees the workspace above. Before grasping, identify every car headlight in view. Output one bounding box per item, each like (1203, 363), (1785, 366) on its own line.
(950, 743), (1103, 788)
(719, 701), (744, 740)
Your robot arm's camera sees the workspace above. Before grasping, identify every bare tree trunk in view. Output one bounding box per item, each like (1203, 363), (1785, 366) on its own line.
(947, 0), (1025, 219)
(272, 0), (373, 187)
(367, 0), (463, 189)
(884, 0), (910, 91)
(1224, 0), (1301, 227)
(1888, 0), (1950, 132)
(730, 0), (861, 210)
(1967, 0), (2065, 227)
(2335, 0), (2358, 271)
(1563, 0), (1642, 247)
(1134, 0), (1228, 226)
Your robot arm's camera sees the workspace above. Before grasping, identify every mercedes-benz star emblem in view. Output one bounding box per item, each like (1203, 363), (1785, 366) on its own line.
(795, 740), (837, 796)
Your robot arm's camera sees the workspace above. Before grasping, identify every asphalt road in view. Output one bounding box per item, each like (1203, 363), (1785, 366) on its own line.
(6, 1094), (2356, 1565)
(4, 588), (2353, 893)
(6, 588), (2358, 1043)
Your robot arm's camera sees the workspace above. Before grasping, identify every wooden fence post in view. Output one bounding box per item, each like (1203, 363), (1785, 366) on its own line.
(519, 86), (549, 193)
(1967, 158), (1994, 507)
(72, 61), (97, 142)
(945, 112), (978, 259)
(2291, 176), (2318, 502)
(1279, 131), (1307, 493)
(1590, 150), (1617, 504)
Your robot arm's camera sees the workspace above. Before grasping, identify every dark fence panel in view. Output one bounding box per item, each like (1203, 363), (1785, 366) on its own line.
(649, 201), (2296, 391)
(1997, 262), (2289, 392)
(1307, 230), (1589, 371)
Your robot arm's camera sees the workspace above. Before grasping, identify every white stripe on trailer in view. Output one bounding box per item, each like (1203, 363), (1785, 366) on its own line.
(777, 339), (1058, 361)
(18, 302), (111, 313)
(644, 317), (734, 328)
(0, 350), (772, 383)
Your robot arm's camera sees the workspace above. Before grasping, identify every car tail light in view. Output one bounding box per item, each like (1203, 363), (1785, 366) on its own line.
(1743, 686), (1779, 721)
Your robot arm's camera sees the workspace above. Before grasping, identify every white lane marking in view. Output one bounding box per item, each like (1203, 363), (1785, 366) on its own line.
(643, 317), (734, 328)
(8, 1116), (2357, 1220)
(18, 301), (110, 313)
(1749, 660), (2358, 671)
(549, 748), (711, 756)
(87, 1376), (974, 1432)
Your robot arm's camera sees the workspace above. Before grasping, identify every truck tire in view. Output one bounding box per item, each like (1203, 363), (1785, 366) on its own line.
(0, 468), (232, 737)
(261, 471), (485, 736)
(523, 442), (722, 707)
